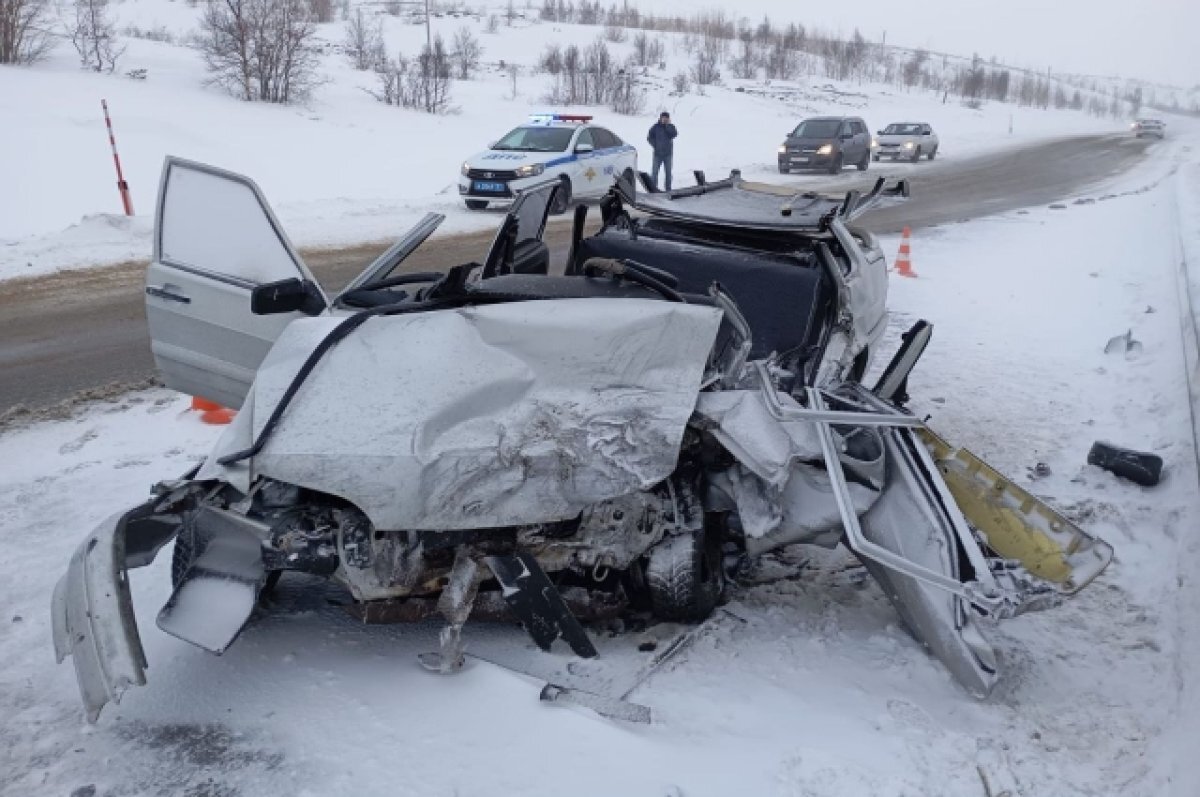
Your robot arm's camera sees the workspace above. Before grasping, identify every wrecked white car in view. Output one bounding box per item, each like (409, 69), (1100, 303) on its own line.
(53, 159), (1114, 722)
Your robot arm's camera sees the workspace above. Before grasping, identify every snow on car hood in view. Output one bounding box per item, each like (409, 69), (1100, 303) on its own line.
(198, 298), (723, 531)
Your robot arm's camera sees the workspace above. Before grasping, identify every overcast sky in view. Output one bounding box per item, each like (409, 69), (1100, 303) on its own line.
(640, 0), (1199, 88)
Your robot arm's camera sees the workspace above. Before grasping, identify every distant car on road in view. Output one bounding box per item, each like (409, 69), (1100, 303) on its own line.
(873, 123), (939, 162)
(778, 116), (872, 174)
(459, 114), (637, 214)
(1131, 119), (1166, 139)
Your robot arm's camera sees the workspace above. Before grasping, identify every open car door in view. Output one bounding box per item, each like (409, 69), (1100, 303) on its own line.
(145, 158), (329, 409)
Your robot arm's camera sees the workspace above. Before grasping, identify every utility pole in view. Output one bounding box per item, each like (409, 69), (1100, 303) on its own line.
(425, 0), (431, 51)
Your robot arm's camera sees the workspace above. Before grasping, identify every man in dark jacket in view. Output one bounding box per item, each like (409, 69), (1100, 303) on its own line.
(647, 112), (677, 191)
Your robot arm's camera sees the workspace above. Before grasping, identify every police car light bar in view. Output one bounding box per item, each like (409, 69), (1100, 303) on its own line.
(528, 113), (593, 125)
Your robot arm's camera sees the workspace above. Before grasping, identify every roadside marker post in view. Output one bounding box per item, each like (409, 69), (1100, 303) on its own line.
(101, 99), (134, 216)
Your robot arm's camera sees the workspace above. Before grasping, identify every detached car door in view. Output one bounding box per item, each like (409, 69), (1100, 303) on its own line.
(145, 157), (329, 410)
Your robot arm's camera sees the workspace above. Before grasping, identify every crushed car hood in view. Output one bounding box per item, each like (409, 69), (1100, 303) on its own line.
(199, 298), (723, 531)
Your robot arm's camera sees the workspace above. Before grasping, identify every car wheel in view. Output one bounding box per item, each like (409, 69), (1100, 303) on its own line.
(464, 199), (488, 210)
(872, 154), (880, 162)
(621, 168), (635, 190)
(911, 146), (921, 163)
(927, 147), (937, 161)
(550, 176), (571, 215)
(828, 154), (843, 175)
(857, 152), (869, 171)
(779, 165), (790, 174)
(645, 524), (725, 623)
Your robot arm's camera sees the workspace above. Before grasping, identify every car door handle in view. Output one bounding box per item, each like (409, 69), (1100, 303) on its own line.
(146, 286), (191, 304)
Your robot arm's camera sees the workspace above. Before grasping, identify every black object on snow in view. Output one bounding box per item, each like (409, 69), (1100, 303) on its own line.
(1087, 441), (1164, 487)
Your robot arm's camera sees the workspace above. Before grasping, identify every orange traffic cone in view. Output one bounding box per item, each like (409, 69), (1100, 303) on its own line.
(894, 226), (917, 278)
(190, 395), (236, 425)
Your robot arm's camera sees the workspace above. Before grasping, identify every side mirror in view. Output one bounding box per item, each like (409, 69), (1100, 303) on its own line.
(876, 130), (883, 135)
(575, 143), (595, 154)
(923, 130), (932, 136)
(839, 134), (852, 141)
(251, 278), (325, 316)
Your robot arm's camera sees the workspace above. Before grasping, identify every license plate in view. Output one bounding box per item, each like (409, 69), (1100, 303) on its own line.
(792, 156), (809, 164)
(473, 180), (506, 193)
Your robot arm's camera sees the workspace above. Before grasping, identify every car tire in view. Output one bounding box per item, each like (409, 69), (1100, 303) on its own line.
(621, 168), (635, 190)
(857, 152), (870, 171)
(828, 154), (843, 175)
(927, 147), (937, 161)
(550, 176), (571, 215)
(911, 146), (921, 163)
(872, 154), (880, 162)
(464, 199), (488, 210)
(645, 524), (725, 623)
(779, 165), (790, 174)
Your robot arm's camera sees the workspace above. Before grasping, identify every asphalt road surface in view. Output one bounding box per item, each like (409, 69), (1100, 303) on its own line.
(0, 133), (1149, 415)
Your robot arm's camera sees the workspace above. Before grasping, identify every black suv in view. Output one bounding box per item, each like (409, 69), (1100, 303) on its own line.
(778, 116), (871, 174)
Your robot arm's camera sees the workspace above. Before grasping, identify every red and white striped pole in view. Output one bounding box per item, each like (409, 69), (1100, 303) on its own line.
(101, 99), (134, 216)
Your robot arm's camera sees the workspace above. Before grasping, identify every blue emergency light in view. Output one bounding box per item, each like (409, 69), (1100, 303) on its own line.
(527, 113), (593, 125)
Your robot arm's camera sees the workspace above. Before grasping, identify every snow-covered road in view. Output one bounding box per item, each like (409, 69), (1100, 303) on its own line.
(3, 132), (1200, 797)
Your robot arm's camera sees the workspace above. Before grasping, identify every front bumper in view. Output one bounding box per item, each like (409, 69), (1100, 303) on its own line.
(779, 151), (835, 169)
(875, 146), (916, 159)
(458, 173), (546, 201)
(52, 500), (181, 721)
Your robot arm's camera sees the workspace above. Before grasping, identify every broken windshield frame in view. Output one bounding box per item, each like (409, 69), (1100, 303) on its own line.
(333, 213), (445, 303)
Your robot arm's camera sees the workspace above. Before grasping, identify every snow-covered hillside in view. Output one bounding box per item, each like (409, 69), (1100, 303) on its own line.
(0, 0), (1125, 279)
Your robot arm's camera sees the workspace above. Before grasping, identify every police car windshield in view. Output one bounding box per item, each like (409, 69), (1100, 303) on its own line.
(493, 126), (575, 152)
(884, 123), (923, 135)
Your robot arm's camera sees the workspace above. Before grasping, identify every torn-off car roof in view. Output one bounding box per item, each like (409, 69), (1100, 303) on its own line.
(623, 172), (909, 232)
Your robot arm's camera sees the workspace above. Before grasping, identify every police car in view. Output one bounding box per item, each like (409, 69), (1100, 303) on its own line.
(459, 114), (637, 213)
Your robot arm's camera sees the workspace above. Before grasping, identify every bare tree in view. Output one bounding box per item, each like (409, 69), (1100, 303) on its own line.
(370, 38), (452, 113)
(763, 41), (796, 80)
(484, 13), (498, 33)
(902, 48), (926, 89)
(308, 0), (332, 23)
(371, 54), (406, 104)
(538, 42), (561, 74)
(344, 7), (384, 71)
(67, 0), (125, 73)
(609, 70), (644, 114)
(0, 0), (54, 64)
(690, 48), (719, 87)
(602, 21), (624, 42)
(504, 0), (515, 25)
(451, 25), (481, 79)
(198, 0), (320, 104)
(408, 35), (452, 112)
(730, 30), (755, 79)
(671, 70), (689, 95)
